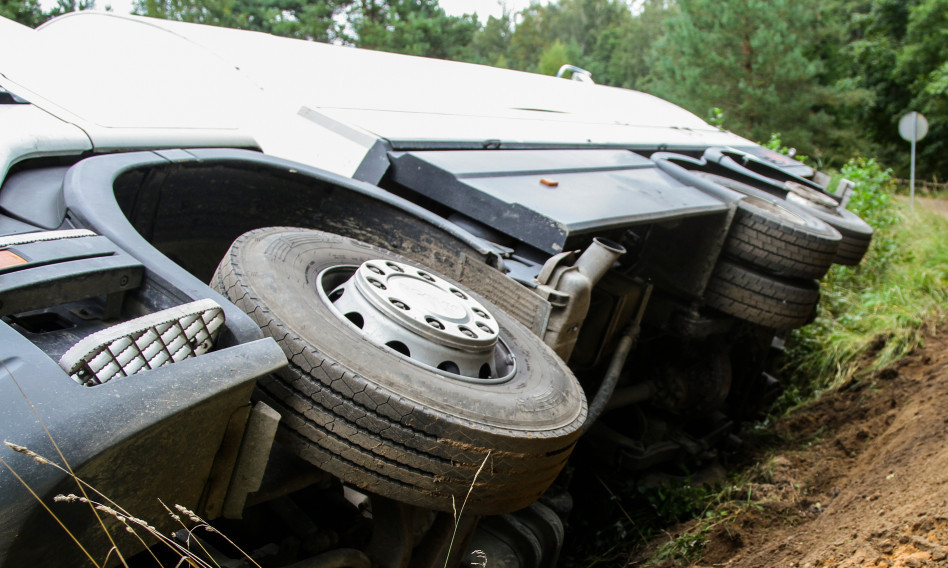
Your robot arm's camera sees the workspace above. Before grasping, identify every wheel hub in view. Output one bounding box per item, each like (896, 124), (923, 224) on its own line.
(319, 260), (512, 382)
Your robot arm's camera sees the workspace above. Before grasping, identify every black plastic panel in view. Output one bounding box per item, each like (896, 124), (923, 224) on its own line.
(388, 149), (727, 255)
(0, 234), (143, 316)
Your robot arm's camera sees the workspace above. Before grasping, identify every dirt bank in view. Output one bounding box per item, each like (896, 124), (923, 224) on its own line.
(631, 323), (948, 568)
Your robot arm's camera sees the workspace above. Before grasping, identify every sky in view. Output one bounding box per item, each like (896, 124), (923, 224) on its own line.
(46, 0), (543, 23)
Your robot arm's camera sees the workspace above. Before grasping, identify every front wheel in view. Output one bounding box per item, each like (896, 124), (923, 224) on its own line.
(212, 228), (586, 515)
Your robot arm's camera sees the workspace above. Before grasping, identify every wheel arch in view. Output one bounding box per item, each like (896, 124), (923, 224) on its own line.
(62, 149), (544, 340)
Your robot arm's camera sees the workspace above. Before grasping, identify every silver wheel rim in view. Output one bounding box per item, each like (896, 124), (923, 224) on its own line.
(317, 260), (516, 384)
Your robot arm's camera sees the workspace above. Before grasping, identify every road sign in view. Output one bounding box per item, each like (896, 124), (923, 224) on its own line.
(898, 111), (928, 209)
(899, 111), (928, 142)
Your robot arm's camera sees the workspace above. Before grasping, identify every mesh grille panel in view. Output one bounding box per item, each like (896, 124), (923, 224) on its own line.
(59, 299), (225, 386)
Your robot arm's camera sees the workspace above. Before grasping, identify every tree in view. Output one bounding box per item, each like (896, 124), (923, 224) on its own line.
(843, 0), (948, 178)
(467, 12), (513, 67)
(893, 0), (948, 178)
(537, 39), (582, 75)
(349, 0), (478, 61)
(506, 3), (552, 72)
(644, 0), (826, 154)
(134, 0), (353, 42)
(505, 0), (639, 78)
(1, 0), (44, 26)
(47, 0), (96, 17)
(585, 0), (668, 88)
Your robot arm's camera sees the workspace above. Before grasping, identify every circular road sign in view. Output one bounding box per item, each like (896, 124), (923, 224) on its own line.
(899, 111), (929, 142)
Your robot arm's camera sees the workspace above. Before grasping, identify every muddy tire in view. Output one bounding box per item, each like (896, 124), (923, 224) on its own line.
(705, 259), (820, 330)
(212, 227), (586, 515)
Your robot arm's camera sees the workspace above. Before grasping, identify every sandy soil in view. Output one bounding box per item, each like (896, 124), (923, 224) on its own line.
(631, 324), (948, 568)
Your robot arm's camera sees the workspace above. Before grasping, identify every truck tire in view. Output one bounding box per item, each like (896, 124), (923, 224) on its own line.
(798, 206), (873, 266)
(705, 259), (820, 330)
(695, 173), (841, 278)
(212, 227), (586, 515)
(725, 195), (842, 279)
(699, 171), (872, 267)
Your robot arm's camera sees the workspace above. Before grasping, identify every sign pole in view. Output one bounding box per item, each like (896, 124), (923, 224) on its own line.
(910, 137), (916, 209)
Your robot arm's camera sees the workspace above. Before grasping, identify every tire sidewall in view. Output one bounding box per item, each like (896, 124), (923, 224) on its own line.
(698, 172), (841, 239)
(804, 204), (874, 237)
(234, 228), (584, 435)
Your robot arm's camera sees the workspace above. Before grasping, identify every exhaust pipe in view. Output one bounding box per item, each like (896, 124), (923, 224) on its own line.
(536, 237), (625, 361)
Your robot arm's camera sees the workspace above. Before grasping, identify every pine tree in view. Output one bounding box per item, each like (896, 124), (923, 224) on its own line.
(645, 0), (823, 151)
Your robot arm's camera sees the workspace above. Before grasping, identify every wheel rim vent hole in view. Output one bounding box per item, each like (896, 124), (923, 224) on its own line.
(386, 341), (410, 357)
(438, 361), (460, 375)
(345, 312), (364, 329)
(435, 361), (492, 379)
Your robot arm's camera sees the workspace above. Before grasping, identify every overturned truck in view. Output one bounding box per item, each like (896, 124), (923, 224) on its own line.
(0, 12), (872, 568)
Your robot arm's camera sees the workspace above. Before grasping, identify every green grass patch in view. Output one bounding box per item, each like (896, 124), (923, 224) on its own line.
(781, 158), (948, 408)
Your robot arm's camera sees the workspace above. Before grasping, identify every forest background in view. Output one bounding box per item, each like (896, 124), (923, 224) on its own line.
(3, 0), (947, 181)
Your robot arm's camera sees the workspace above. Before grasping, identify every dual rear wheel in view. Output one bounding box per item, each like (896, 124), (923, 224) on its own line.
(699, 174), (846, 329)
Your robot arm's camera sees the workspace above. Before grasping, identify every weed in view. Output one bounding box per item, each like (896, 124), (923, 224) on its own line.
(0, 358), (126, 568)
(639, 479), (711, 525)
(5, 439), (265, 568)
(446, 450), (491, 568)
(649, 527), (709, 565)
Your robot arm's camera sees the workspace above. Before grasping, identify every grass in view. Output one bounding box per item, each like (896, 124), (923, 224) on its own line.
(638, 467), (770, 566)
(779, 158), (948, 409)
